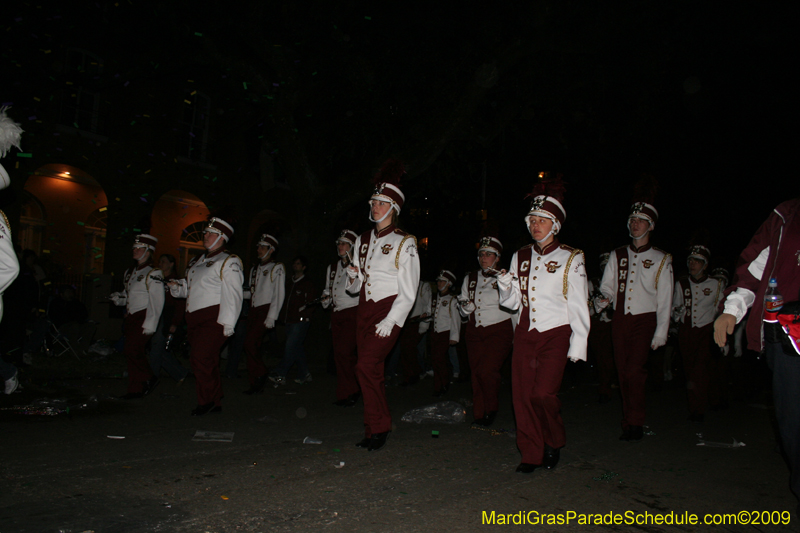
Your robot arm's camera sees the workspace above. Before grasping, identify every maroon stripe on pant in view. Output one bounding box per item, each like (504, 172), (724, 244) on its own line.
(399, 324), (424, 382)
(356, 295), (399, 437)
(186, 305), (226, 407)
(679, 323), (713, 415)
(512, 324), (571, 464)
(466, 319), (513, 419)
(430, 330), (451, 393)
(124, 309), (154, 393)
(332, 306), (360, 400)
(589, 318), (615, 396)
(612, 311), (656, 428)
(244, 304), (270, 385)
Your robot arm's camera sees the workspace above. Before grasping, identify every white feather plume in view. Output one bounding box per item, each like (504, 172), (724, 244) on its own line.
(0, 106), (23, 158)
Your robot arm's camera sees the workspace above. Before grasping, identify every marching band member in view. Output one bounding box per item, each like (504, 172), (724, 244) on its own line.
(457, 235), (514, 426)
(346, 160), (420, 451)
(321, 230), (361, 406)
(111, 234), (164, 399)
(431, 270), (460, 397)
(597, 177), (673, 441)
(169, 217), (243, 416)
(497, 174), (590, 473)
(243, 234), (284, 394)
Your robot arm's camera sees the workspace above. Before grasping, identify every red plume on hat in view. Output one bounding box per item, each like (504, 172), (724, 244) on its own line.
(372, 158), (406, 187)
(629, 174), (659, 224)
(525, 172), (567, 226)
(525, 171), (566, 204)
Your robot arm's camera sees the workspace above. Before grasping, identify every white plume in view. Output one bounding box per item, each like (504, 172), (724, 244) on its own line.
(0, 106), (23, 158)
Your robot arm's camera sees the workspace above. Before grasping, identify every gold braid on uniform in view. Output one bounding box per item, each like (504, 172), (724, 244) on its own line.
(562, 249), (582, 299)
(0, 210), (10, 237)
(395, 235), (416, 269)
(655, 254), (670, 289)
(219, 254), (241, 280)
(272, 262), (283, 283)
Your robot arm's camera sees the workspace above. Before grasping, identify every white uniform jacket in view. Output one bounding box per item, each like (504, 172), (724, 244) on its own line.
(458, 271), (513, 328)
(346, 225), (420, 327)
(499, 241), (591, 362)
(323, 259), (358, 312)
(672, 275), (723, 329)
(0, 211), (20, 322)
(599, 244), (674, 342)
(410, 281), (433, 332)
(171, 249), (244, 328)
(249, 261), (285, 323)
(117, 264), (165, 333)
(432, 292), (461, 343)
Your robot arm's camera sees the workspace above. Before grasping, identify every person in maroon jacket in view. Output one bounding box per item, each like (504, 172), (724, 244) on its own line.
(270, 256), (316, 385)
(715, 198), (800, 512)
(149, 254), (190, 384)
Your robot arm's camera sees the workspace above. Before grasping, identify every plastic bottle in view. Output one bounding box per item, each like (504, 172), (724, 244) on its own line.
(764, 278), (784, 312)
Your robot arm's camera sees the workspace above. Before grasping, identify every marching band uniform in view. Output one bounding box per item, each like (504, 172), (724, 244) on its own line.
(346, 164), (420, 451)
(672, 245), (723, 420)
(111, 234), (164, 398)
(431, 270), (460, 396)
(457, 236), (514, 426)
(599, 198), (673, 440)
(497, 180), (590, 472)
(243, 234), (284, 393)
(322, 230), (361, 405)
(398, 280), (432, 385)
(170, 217), (243, 415)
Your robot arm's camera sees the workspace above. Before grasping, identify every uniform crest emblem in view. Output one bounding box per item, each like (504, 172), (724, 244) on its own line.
(703, 288), (712, 296)
(137, 275), (144, 282)
(381, 244), (393, 254)
(492, 281), (498, 290)
(545, 261), (560, 273)
(642, 259), (654, 269)
(206, 261), (215, 267)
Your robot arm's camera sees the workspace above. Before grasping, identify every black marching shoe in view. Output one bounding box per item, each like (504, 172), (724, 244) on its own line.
(515, 463), (538, 474)
(244, 375), (267, 395)
(142, 377), (160, 397)
(619, 428), (631, 441)
(483, 411), (498, 427)
(355, 437), (371, 448)
(627, 425), (643, 441)
(368, 431), (390, 451)
(542, 445), (560, 469)
(191, 402), (221, 416)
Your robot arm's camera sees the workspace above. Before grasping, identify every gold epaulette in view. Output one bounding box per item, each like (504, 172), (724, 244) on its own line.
(220, 254), (242, 280)
(395, 235), (417, 269)
(271, 262), (284, 283)
(562, 248), (583, 299)
(655, 253), (671, 289)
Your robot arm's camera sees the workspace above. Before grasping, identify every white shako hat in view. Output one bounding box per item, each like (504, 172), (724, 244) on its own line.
(205, 217), (234, 241)
(687, 245), (711, 265)
(370, 158), (406, 213)
(258, 233), (279, 249)
(132, 234), (158, 252)
(0, 106), (24, 191)
(436, 269), (457, 286)
(478, 235), (503, 256)
(629, 201), (659, 225)
(629, 175), (660, 226)
(524, 172), (567, 232)
(336, 229), (358, 247)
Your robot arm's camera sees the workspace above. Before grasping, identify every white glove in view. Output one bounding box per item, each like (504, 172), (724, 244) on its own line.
(593, 297), (609, 314)
(671, 305), (685, 323)
(418, 321), (430, 334)
(375, 317), (395, 338)
(346, 265), (359, 280)
(650, 334), (667, 350)
(143, 327), (156, 335)
(264, 317), (275, 329)
(169, 279), (187, 297)
(110, 292), (126, 306)
(496, 271), (513, 292)
(223, 325), (235, 337)
(321, 290), (331, 309)
(458, 300), (476, 315)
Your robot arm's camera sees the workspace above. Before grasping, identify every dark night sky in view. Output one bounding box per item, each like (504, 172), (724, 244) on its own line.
(3, 2), (797, 279)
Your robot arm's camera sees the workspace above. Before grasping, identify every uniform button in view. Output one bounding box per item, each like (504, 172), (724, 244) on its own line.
(535, 266), (539, 270)
(628, 297), (632, 300)
(627, 306), (631, 309)
(531, 297), (536, 302)
(532, 308), (536, 312)
(532, 287), (536, 291)
(533, 276), (537, 280)
(367, 283), (371, 286)
(532, 318), (537, 322)
(634, 255), (638, 258)
(537, 256), (541, 260)
(368, 291), (372, 295)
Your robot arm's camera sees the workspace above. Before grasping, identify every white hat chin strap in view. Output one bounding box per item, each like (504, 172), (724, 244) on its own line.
(207, 234), (224, 252)
(627, 218), (654, 240)
(369, 206), (394, 223)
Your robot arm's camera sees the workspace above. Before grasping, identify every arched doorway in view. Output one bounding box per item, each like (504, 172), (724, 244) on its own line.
(150, 190), (210, 274)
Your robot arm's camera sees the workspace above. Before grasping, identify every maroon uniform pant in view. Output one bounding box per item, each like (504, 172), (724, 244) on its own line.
(356, 295), (401, 437)
(612, 311), (656, 428)
(186, 305), (226, 407)
(398, 321), (424, 382)
(430, 330), (451, 393)
(679, 323), (713, 415)
(589, 318), (615, 396)
(512, 324), (571, 464)
(332, 306), (360, 401)
(466, 319), (513, 420)
(244, 304), (270, 385)
(124, 310), (154, 393)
